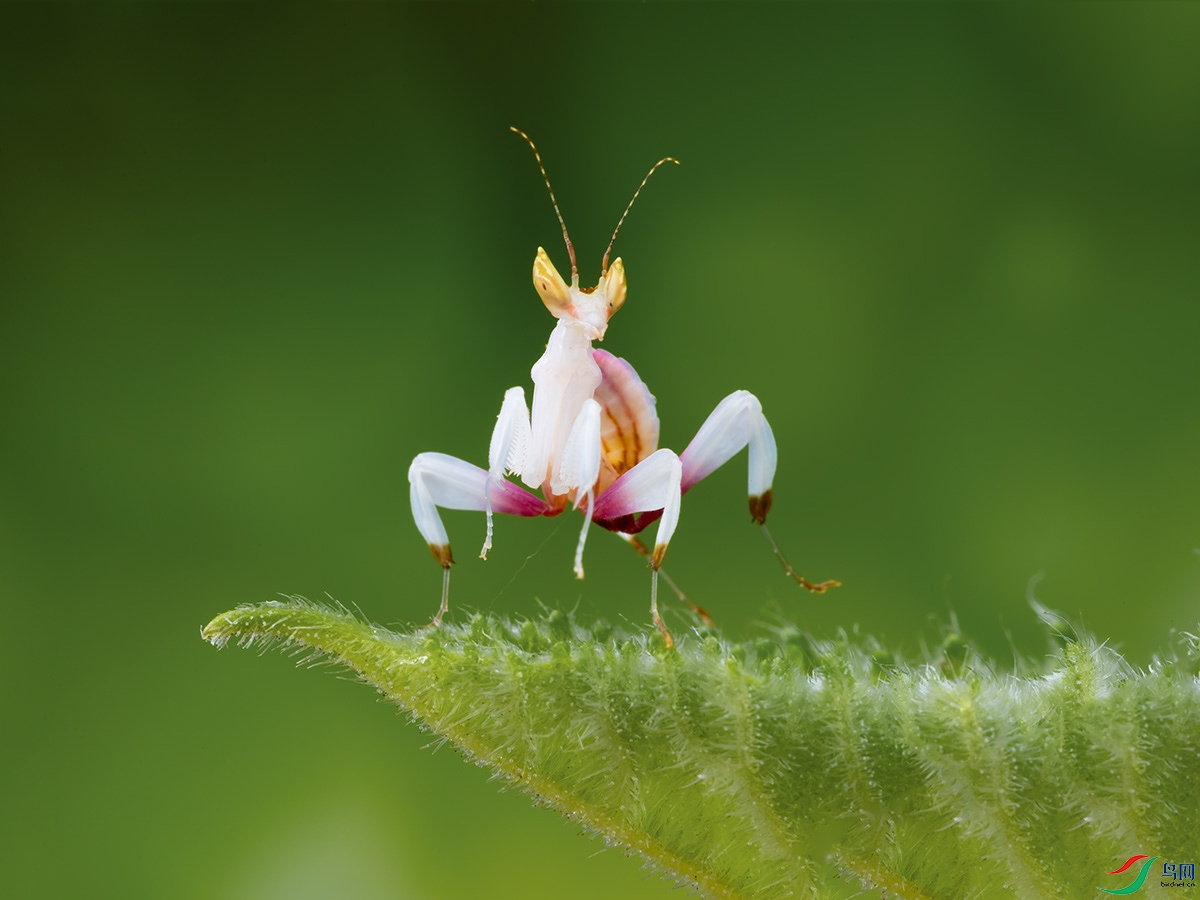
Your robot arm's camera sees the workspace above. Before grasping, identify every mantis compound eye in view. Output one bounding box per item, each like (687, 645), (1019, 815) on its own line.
(603, 258), (626, 316)
(533, 247), (573, 315)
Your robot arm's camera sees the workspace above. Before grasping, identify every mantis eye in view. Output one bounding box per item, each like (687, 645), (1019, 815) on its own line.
(533, 247), (573, 314)
(604, 257), (626, 315)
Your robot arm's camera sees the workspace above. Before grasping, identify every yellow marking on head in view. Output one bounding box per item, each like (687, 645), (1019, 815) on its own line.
(533, 247), (573, 315)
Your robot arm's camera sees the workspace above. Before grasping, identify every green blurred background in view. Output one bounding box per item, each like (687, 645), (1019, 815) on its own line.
(2, 5), (1198, 898)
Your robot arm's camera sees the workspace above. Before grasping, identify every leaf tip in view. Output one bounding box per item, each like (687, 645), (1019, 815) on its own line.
(201, 610), (237, 648)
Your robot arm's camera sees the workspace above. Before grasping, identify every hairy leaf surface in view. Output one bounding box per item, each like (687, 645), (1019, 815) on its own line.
(203, 601), (1200, 899)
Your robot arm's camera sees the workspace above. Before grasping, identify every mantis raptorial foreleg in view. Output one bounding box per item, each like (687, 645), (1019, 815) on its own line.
(553, 399), (602, 578)
(483, 387), (534, 560)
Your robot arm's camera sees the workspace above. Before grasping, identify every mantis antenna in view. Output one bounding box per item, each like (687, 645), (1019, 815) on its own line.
(510, 126), (578, 286)
(602, 155), (680, 276)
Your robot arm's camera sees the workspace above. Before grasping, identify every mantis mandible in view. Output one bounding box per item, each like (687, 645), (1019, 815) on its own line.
(407, 127), (839, 647)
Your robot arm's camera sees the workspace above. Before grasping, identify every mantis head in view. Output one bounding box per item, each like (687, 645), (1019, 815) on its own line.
(533, 249), (625, 341)
(511, 126), (676, 344)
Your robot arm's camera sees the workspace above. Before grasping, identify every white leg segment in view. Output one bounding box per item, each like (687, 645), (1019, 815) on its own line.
(679, 390), (777, 502)
(591, 449), (683, 647)
(408, 451), (548, 563)
(552, 399), (603, 498)
(489, 387), (533, 479)
(591, 448), (683, 565)
(484, 387), (533, 558)
(408, 451), (551, 626)
(676, 390), (840, 594)
(551, 398), (602, 578)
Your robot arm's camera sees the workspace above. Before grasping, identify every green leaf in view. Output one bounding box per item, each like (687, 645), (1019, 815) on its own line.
(203, 600), (1200, 900)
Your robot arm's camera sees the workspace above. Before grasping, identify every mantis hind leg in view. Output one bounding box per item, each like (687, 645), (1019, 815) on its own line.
(759, 521), (841, 593)
(430, 566), (451, 627)
(617, 532), (713, 627)
(679, 390), (840, 594)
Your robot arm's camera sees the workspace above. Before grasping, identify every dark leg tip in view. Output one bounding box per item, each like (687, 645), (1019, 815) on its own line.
(749, 490), (774, 526)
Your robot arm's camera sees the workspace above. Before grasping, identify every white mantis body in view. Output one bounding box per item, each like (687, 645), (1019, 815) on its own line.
(407, 128), (839, 647)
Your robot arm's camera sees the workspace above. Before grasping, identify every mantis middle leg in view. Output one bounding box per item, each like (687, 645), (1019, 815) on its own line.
(591, 448), (683, 645)
(408, 383), (552, 626)
(408, 451), (552, 625)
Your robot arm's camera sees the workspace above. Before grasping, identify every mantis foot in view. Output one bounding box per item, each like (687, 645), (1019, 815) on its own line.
(761, 524), (841, 596)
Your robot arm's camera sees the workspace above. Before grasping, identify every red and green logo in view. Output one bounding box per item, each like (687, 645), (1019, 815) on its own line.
(1101, 855), (1160, 895)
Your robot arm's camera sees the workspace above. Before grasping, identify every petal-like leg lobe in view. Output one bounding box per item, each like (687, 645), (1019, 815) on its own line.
(592, 448), (683, 645)
(408, 451), (551, 623)
(679, 390), (776, 506)
(676, 390), (839, 594)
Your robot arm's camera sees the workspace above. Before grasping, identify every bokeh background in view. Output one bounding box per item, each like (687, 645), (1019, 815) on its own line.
(3, 5), (1198, 898)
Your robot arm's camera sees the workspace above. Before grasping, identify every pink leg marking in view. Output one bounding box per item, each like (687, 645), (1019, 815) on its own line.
(408, 451), (552, 625)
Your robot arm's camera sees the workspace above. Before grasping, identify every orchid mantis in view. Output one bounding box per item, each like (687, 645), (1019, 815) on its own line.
(407, 128), (839, 647)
